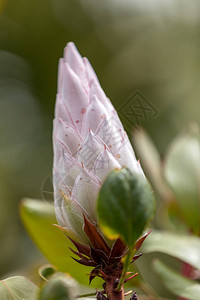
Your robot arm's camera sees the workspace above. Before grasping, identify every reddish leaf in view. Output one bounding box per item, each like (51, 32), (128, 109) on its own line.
(83, 215), (110, 255)
(90, 247), (108, 264)
(67, 236), (91, 257)
(132, 253), (143, 263)
(110, 238), (127, 258)
(89, 268), (101, 284)
(69, 247), (90, 260)
(71, 257), (97, 267)
(134, 230), (151, 251)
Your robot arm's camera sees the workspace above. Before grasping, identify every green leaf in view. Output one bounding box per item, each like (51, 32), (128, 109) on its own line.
(20, 198), (102, 287)
(153, 260), (200, 300)
(142, 230), (200, 270)
(0, 276), (38, 300)
(164, 125), (200, 233)
(97, 168), (155, 247)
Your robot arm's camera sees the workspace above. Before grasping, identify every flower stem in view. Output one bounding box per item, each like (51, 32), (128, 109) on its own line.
(116, 249), (135, 292)
(105, 277), (125, 300)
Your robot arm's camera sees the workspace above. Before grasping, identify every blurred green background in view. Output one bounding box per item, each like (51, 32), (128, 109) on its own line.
(0, 0), (199, 281)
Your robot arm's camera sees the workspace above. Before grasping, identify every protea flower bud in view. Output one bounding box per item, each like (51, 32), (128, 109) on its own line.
(53, 42), (144, 245)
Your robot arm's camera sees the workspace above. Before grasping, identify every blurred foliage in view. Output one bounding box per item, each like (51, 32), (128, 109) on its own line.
(0, 268), (89, 300)
(1, 0), (200, 298)
(0, 275), (39, 300)
(153, 260), (200, 300)
(38, 268), (78, 300)
(133, 125), (200, 298)
(164, 125), (200, 234)
(20, 198), (103, 288)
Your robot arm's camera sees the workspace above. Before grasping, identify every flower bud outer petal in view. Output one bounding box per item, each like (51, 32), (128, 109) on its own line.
(82, 95), (110, 138)
(64, 42), (85, 78)
(89, 79), (115, 117)
(54, 119), (82, 157)
(93, 148), (121, 181)
(72, 168), (101, 221)
(95, 117), (123, 154)
(83, 57), (99, 84)
(54, 94), (73, 124)
(58, 61), (88, 131)
(54, 182), (89, 244)
(76, 130), (104, 171)
(53, 150), (81, 189)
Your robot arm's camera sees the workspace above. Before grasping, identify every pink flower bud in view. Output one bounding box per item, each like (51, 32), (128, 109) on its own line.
(53, 42), (144, 244)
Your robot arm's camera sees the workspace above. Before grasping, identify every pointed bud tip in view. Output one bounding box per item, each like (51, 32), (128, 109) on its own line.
(63, 42), (85, 75)
(64, 42), (78, 58)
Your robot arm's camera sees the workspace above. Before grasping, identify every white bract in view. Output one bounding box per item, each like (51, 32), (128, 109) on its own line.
(53, 42), (144, 244)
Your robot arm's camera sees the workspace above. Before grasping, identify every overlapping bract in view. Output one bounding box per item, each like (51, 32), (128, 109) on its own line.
(53, 42), (144, 244)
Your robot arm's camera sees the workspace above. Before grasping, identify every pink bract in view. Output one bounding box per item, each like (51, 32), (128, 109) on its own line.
(53, 42), (144, 244)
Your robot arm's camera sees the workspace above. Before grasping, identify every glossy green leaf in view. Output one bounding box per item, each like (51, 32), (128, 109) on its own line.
(142, 230), (200, 270)
(0, 276), (38, 300)
(153, 260), (200, 300)
(20, 198), (102, 287)
(97, 168), (155, 247)
(164, 125), (200, 233)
